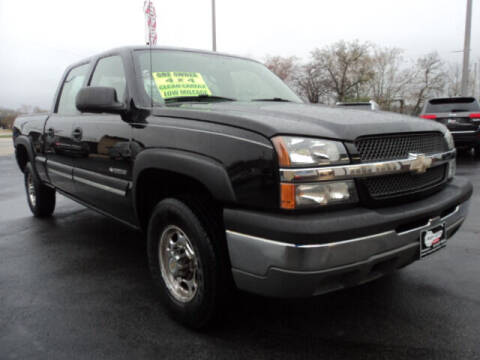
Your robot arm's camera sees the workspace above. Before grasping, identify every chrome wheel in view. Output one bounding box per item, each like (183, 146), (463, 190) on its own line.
(159, 225), (200, 303)
(27, 172), (36, 208)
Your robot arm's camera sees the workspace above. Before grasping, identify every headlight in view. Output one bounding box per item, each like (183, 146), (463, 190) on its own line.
(444, 131), (454, 150)
(272, 136), (349, 167)
(272, 136), (356, 209)
(280, 181), (358, 209)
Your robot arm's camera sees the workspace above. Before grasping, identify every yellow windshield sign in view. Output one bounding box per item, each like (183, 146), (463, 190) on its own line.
(152, 72), (212, 99)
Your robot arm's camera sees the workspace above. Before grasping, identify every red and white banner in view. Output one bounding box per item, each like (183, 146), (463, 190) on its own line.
(144, 0), (157, 45)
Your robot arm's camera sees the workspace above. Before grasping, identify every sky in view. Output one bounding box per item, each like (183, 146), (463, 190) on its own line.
(0, 0), (479, 110)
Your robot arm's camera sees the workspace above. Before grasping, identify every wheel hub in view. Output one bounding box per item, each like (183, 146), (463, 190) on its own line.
(27, 173), (36, 207)
(159, 225), (199, 303)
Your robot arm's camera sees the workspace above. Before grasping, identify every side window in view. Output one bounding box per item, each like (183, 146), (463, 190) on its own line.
(90, 56), (127, 102)
(56, 63), (90, 115)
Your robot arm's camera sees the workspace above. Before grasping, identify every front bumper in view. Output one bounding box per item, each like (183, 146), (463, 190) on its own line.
(224, 177), (472, 298)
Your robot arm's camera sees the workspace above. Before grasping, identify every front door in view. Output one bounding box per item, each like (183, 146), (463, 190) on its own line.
(71, 55), (135, 224)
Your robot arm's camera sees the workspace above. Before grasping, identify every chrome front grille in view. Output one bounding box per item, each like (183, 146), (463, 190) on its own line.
(355, 133), (448, 162)
(363, 164), (447, 199)
(355, 133), (449, 201)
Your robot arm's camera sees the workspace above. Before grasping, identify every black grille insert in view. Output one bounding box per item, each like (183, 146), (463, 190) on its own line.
(355, 133), (448, 162)
(363, 165), (447, 199)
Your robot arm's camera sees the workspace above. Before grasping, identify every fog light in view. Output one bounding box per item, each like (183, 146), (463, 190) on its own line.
(281, 181), (358, 209)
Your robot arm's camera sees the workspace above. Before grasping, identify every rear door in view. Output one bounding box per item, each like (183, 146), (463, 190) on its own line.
(44, 63), (90, 194)
(71, 55), (135, 224)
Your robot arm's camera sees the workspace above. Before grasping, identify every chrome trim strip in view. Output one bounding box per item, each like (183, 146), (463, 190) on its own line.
(442, 205), (460, 220)
(35, 156), (46, 163)
(227, 201), (464, 249)
(74, 176), (126, 196)
(397, 205), (460, 236)
(226, 229), (394, 249)
(227, 201), (468, 279)
(280, 149), (456, 182)
(451, 130), (476, 134)
(397, 216), (440, 236)
(55, 188), (140, 231)
(49, 168), (72, 180)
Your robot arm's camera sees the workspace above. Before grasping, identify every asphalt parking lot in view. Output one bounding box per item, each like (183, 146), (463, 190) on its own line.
(0, 151), (479, 360)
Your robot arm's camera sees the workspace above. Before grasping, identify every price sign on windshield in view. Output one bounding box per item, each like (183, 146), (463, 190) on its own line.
(152, 72), (212, 99)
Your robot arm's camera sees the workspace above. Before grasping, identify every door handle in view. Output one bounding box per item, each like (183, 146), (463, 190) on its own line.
(72, 127), (83, 140)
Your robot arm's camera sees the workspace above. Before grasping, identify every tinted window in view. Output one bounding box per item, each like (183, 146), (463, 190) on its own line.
(90, 56), (127, 101)
(56, 63), (90, 114)
(425, 98), (480, 113)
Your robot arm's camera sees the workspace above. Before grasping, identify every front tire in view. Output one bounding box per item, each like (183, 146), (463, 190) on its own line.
(147, 197), (229, 329)
(24, 162), (56, 217)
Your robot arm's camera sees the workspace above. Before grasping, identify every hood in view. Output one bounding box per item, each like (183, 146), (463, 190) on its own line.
(152, 101), (447, 141)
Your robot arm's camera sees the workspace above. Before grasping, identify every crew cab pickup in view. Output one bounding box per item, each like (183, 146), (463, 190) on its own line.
(13, 46), (472, 328)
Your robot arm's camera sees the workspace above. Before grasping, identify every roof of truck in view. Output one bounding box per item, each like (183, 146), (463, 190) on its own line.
(70, 45), (260, 68)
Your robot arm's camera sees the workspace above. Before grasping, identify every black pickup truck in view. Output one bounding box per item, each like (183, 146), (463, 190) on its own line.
(13, 46), (472, 328)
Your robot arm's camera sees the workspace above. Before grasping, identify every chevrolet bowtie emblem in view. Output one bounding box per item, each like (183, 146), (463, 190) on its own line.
(408, 153), (432, 174)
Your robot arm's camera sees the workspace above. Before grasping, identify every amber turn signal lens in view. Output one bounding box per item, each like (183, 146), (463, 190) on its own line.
(272, 137), (291, 167)
(280, 183), (296, 209)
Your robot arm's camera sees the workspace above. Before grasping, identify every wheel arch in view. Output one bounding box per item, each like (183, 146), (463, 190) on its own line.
(14, 135), (39, 179)
(132, 149), (236, 230)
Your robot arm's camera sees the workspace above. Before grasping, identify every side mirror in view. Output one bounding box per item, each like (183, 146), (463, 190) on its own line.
(76, 87), (126, 114)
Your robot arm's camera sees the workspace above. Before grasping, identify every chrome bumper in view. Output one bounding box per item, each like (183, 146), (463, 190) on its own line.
(226, 200), (469, 298)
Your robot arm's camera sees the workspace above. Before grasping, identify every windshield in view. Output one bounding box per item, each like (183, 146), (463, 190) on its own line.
(134, 50), (302, 105)
(425, 98), (480, 113)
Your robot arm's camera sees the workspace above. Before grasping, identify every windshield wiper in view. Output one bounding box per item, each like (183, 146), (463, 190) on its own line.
(252, 97), (292, 102)
(165, 95), (236, 103)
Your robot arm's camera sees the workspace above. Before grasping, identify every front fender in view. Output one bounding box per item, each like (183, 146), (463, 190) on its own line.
(132, 148), (236, 210)
(14, 135), (40, 180)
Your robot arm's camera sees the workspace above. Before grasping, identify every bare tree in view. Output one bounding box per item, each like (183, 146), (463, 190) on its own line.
(445, 63), (462, 97)
(264, 55), (299, 82)
(264, 41), (464, 110)
(408, 52), (446, 115)
(311, 40), (374, 102)
(294, 62), (329, 103)
(367, 47), (414, 111)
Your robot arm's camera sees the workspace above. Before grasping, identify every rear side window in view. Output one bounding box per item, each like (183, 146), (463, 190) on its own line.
(56, 63), (90, 115)
(89, 56), (127, 101)
(425, 98), (480, 113)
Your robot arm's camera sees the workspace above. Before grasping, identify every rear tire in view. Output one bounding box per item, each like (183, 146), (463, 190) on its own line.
(24, 162), (56, 217)
(147, 197), (230, 329)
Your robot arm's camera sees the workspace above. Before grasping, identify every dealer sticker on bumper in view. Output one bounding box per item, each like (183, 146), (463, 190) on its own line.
(420, 223), (447, 258)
